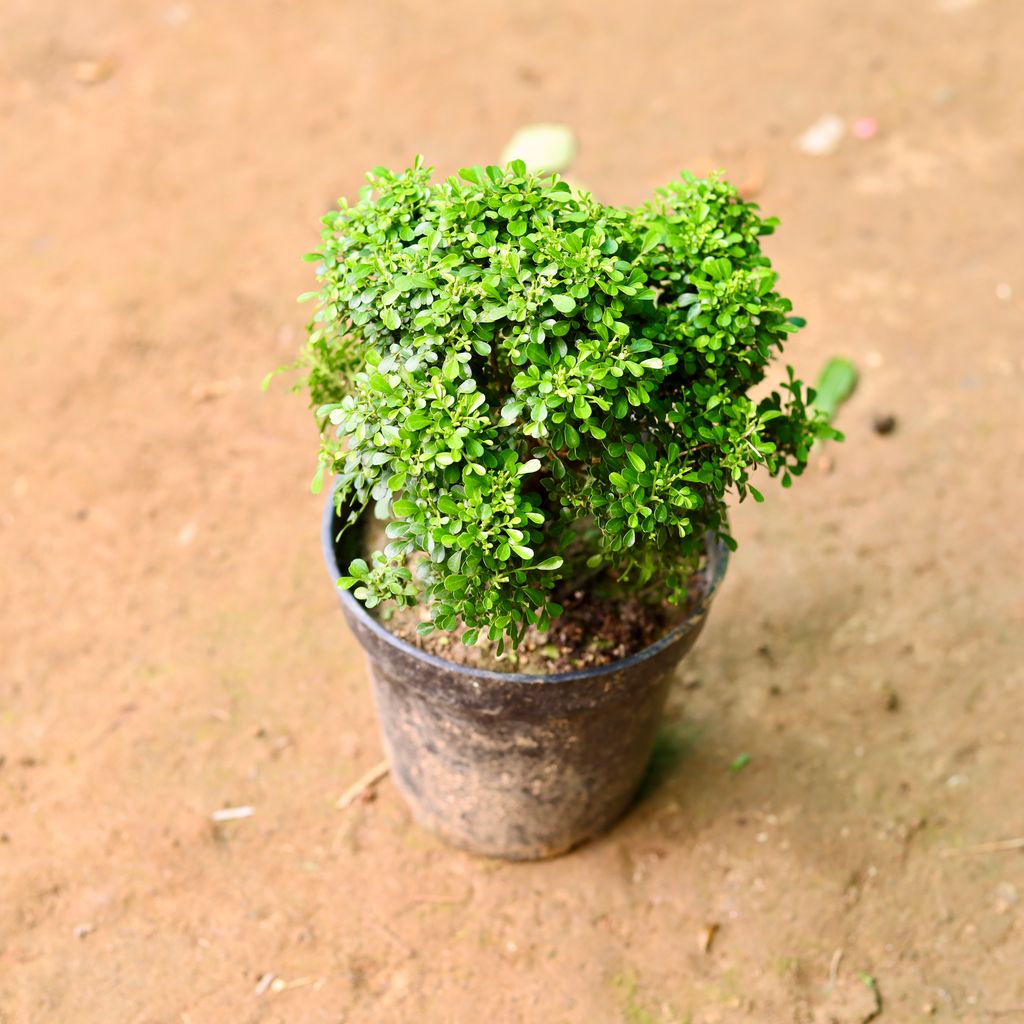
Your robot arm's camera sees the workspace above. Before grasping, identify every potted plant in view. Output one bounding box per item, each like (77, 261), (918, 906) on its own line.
(286, 157), (835, 859)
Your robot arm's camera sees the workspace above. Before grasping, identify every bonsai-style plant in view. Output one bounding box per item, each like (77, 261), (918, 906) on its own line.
(298, 158), (833, 650)
(286, 158), (838, 858)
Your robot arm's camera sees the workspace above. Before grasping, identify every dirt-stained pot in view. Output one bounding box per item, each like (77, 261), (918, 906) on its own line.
(322, 496), (729, 860)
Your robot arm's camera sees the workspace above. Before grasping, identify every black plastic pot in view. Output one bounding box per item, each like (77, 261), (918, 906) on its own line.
(322, 496), (729, 860)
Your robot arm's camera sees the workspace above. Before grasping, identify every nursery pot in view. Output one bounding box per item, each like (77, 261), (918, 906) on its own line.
(322, 496), (729, 860)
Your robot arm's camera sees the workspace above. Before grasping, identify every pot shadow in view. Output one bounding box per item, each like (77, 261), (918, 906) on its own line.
(621, 563), (913, 882)
(635, 721), (700, 802)
(623, 710), (899, 905)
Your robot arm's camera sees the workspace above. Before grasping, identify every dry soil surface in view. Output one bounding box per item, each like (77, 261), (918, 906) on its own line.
(2, 1), (1024, 1022)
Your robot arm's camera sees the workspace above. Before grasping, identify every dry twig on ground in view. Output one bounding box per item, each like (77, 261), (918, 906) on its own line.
(336, 760), (390, 810)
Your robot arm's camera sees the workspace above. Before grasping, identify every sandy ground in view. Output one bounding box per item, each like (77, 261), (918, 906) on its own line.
(2, 1), (1024, 1021)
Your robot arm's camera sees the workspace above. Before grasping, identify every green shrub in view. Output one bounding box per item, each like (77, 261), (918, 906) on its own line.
(290, 157), (836, 650)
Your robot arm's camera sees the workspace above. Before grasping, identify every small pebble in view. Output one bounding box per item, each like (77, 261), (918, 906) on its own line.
(254, 973), (275, 996)
(211, 805), (254, 822)
(500, 124), (577, 174)
(191, 379), (238, 402)
(698, 922), (719, 953)
(796, 114), (845, 157)
(994, 881), (1019, 914)
(73, 59), (116, 85)
(851, 116), (878, 140)
(872, 413), (897, 435)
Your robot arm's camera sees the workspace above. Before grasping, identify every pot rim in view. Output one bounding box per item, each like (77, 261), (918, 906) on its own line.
(322, 490), (729, 685)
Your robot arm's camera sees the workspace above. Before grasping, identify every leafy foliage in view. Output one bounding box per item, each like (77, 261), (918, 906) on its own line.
(291, 157), (837, 650)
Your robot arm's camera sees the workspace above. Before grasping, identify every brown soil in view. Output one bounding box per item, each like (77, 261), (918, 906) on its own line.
(3, 2), (1024, 1023)
(360, 508), (692, 674)
(381, 587), (676, 675)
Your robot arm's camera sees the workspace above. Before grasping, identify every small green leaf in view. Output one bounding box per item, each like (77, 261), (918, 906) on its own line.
(479, 304), (509, 323)
(392, 499), (417, 516)
(551, 294), (576, 314)
(393, 273), (432, 291)
(729, 753), (751, 774)
(640, 228), (662, 254)
(500, 402), (523, 424)
(811, 357), (858, 422)
(535, 557), (563, 571)
(517, 458), (542, 476)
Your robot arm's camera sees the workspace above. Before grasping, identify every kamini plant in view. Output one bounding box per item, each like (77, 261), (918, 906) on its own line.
(291, 158), (837, 651)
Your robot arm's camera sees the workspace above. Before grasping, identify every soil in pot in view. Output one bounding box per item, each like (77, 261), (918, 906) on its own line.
(359, 515), (704, 674)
